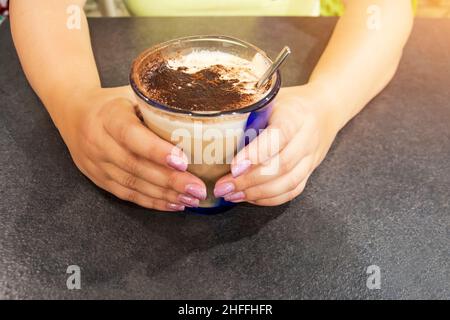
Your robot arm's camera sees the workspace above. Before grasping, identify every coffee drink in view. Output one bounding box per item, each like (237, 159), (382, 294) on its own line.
(130, 36), (281, 211)
(139, 50), (271, 112)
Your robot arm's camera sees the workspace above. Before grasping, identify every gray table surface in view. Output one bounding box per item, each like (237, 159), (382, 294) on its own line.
(0, 17), (449, 299)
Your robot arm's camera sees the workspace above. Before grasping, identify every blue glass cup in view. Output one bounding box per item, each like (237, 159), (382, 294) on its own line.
(130, 35), (281, 213)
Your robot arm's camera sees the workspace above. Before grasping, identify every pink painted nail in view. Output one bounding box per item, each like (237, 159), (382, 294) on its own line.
(167, 203), (185, 211)
(224, 191), (246, 202)
(177, 194), (200, 208)
(166, 154), (188, 172)
(185, 184), (207, 200)
(231, 159), (251, 178)
(214, 182), (235, 198)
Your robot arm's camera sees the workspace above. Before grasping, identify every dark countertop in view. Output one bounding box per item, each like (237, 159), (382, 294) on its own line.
(0, 17), (449, 299)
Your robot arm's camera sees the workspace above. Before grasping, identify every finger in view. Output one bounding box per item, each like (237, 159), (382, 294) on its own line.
(100, 137), (207, 200)
(103, 97), (188, 171)
(224, 157), (312, 202)
(73, 156), (109, 188)
(230, 118), (302, 178)
(103, 163), (200, 207)
(76, 157), (187, 211)
(106, 180), (185, 212)
(215, 130), (312, 196)
(214, 125), (313, 198)
(248, 174), (310, 207)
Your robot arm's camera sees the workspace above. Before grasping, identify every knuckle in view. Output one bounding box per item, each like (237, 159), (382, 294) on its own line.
(292, 172), (307, 191)
(279, 156), (295, 174)
(166, 171), (179, 188)
(83, 140), (98, 159)
(114, 187), (137, 203)
(298, 180), (307, 194)
(117, 123), (131, 143)
(285, 147), (300, 167)
(248, 171), (260, 186)
(165, 190), (178, 202)
(287, 190), (297, 202)
(83, 129), (97, 148)
(123, 154), (139, 176)
(142, 197), (156, 209)
(125, 190), (139, 203)
(153, 187), (165, 201)
(116, 121), (139, 146)
(279, 120), (296, 142)
(102, 108), (116, 128)
(289, 183), (306, 201)
(287, 174), (300, 191)
(122, 174), (138, 189)
(235, 175), (251, 190)
(72, 157), (86, 173)
(246, 186), (264, 201)
(80, 118), (98, 148)
(154, 199), (167, 210)
(105, 98), (130, 115)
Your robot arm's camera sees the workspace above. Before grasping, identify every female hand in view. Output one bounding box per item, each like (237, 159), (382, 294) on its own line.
(213, 85), (340, 206)
(58, 86), (207, 211)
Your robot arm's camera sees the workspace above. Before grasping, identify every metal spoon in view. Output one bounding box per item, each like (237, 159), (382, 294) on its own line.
(256, 46), (291, 89)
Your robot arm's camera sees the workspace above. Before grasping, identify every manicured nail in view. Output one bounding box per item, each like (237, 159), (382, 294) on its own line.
(214, 182), (235, 198)
(224, 191), (246, 203)
(185, 184), (207, 200)
(167, 203), (185, 211)
(231, 159), (251, 178)
(166, 154), (188, 172)
(177, 194), (200, 208)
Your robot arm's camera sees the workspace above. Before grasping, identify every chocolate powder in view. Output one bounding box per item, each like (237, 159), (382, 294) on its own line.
(140, 60), (262, 112)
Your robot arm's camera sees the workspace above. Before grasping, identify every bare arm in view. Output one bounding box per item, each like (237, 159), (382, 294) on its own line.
(10, 0), (101, 127)
(10, 0), (207, 211)
(310, 0), (414, 130)
(10, 0), (414, 207)
(215, 0), (414, 206)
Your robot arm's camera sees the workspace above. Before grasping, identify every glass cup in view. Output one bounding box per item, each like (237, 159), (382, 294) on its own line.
(130, 35), (281, 213)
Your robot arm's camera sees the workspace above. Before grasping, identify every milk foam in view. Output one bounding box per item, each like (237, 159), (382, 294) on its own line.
(167, 50), (270, 95)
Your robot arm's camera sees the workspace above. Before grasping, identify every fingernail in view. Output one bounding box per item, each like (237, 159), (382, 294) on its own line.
(166, 154), (188, 172)
(224, 191), (246, 203)
(185, 184), (207, 200)
(167, 203), (185, 211)
(177, 194), (200, 208)
(214, 182), (235, 198)
(231, 159), (251, 178)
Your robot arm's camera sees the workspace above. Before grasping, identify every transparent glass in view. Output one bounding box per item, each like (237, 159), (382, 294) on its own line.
(130, 35), (282, 212)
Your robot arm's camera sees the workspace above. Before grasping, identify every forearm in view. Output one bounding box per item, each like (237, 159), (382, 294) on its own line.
(10, 0), (99, 127)
(308, 0), (413, 130)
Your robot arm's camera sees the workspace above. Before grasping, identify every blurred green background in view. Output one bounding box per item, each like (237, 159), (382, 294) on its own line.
(86, 0), (449, 17)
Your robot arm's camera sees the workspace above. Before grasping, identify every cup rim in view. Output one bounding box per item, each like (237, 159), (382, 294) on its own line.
(130, 35), (281, 118)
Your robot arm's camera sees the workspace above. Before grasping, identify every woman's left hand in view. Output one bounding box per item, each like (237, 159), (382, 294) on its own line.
(214, 85), (340, 206)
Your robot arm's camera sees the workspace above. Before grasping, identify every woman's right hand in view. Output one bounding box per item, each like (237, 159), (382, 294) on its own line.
(56, 86), (206, 211)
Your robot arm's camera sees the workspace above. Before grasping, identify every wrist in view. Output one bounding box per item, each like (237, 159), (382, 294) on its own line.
(291, 83), (344, 134)
(46, 85), (135, 132)
(45, 85), (102, 134)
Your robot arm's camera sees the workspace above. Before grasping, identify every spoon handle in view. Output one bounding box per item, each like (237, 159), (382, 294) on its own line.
(256, 46), (291, 89)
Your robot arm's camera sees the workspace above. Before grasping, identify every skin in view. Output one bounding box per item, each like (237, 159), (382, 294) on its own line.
(10, 0), (413, 210)
(215, 0), (413, 205)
